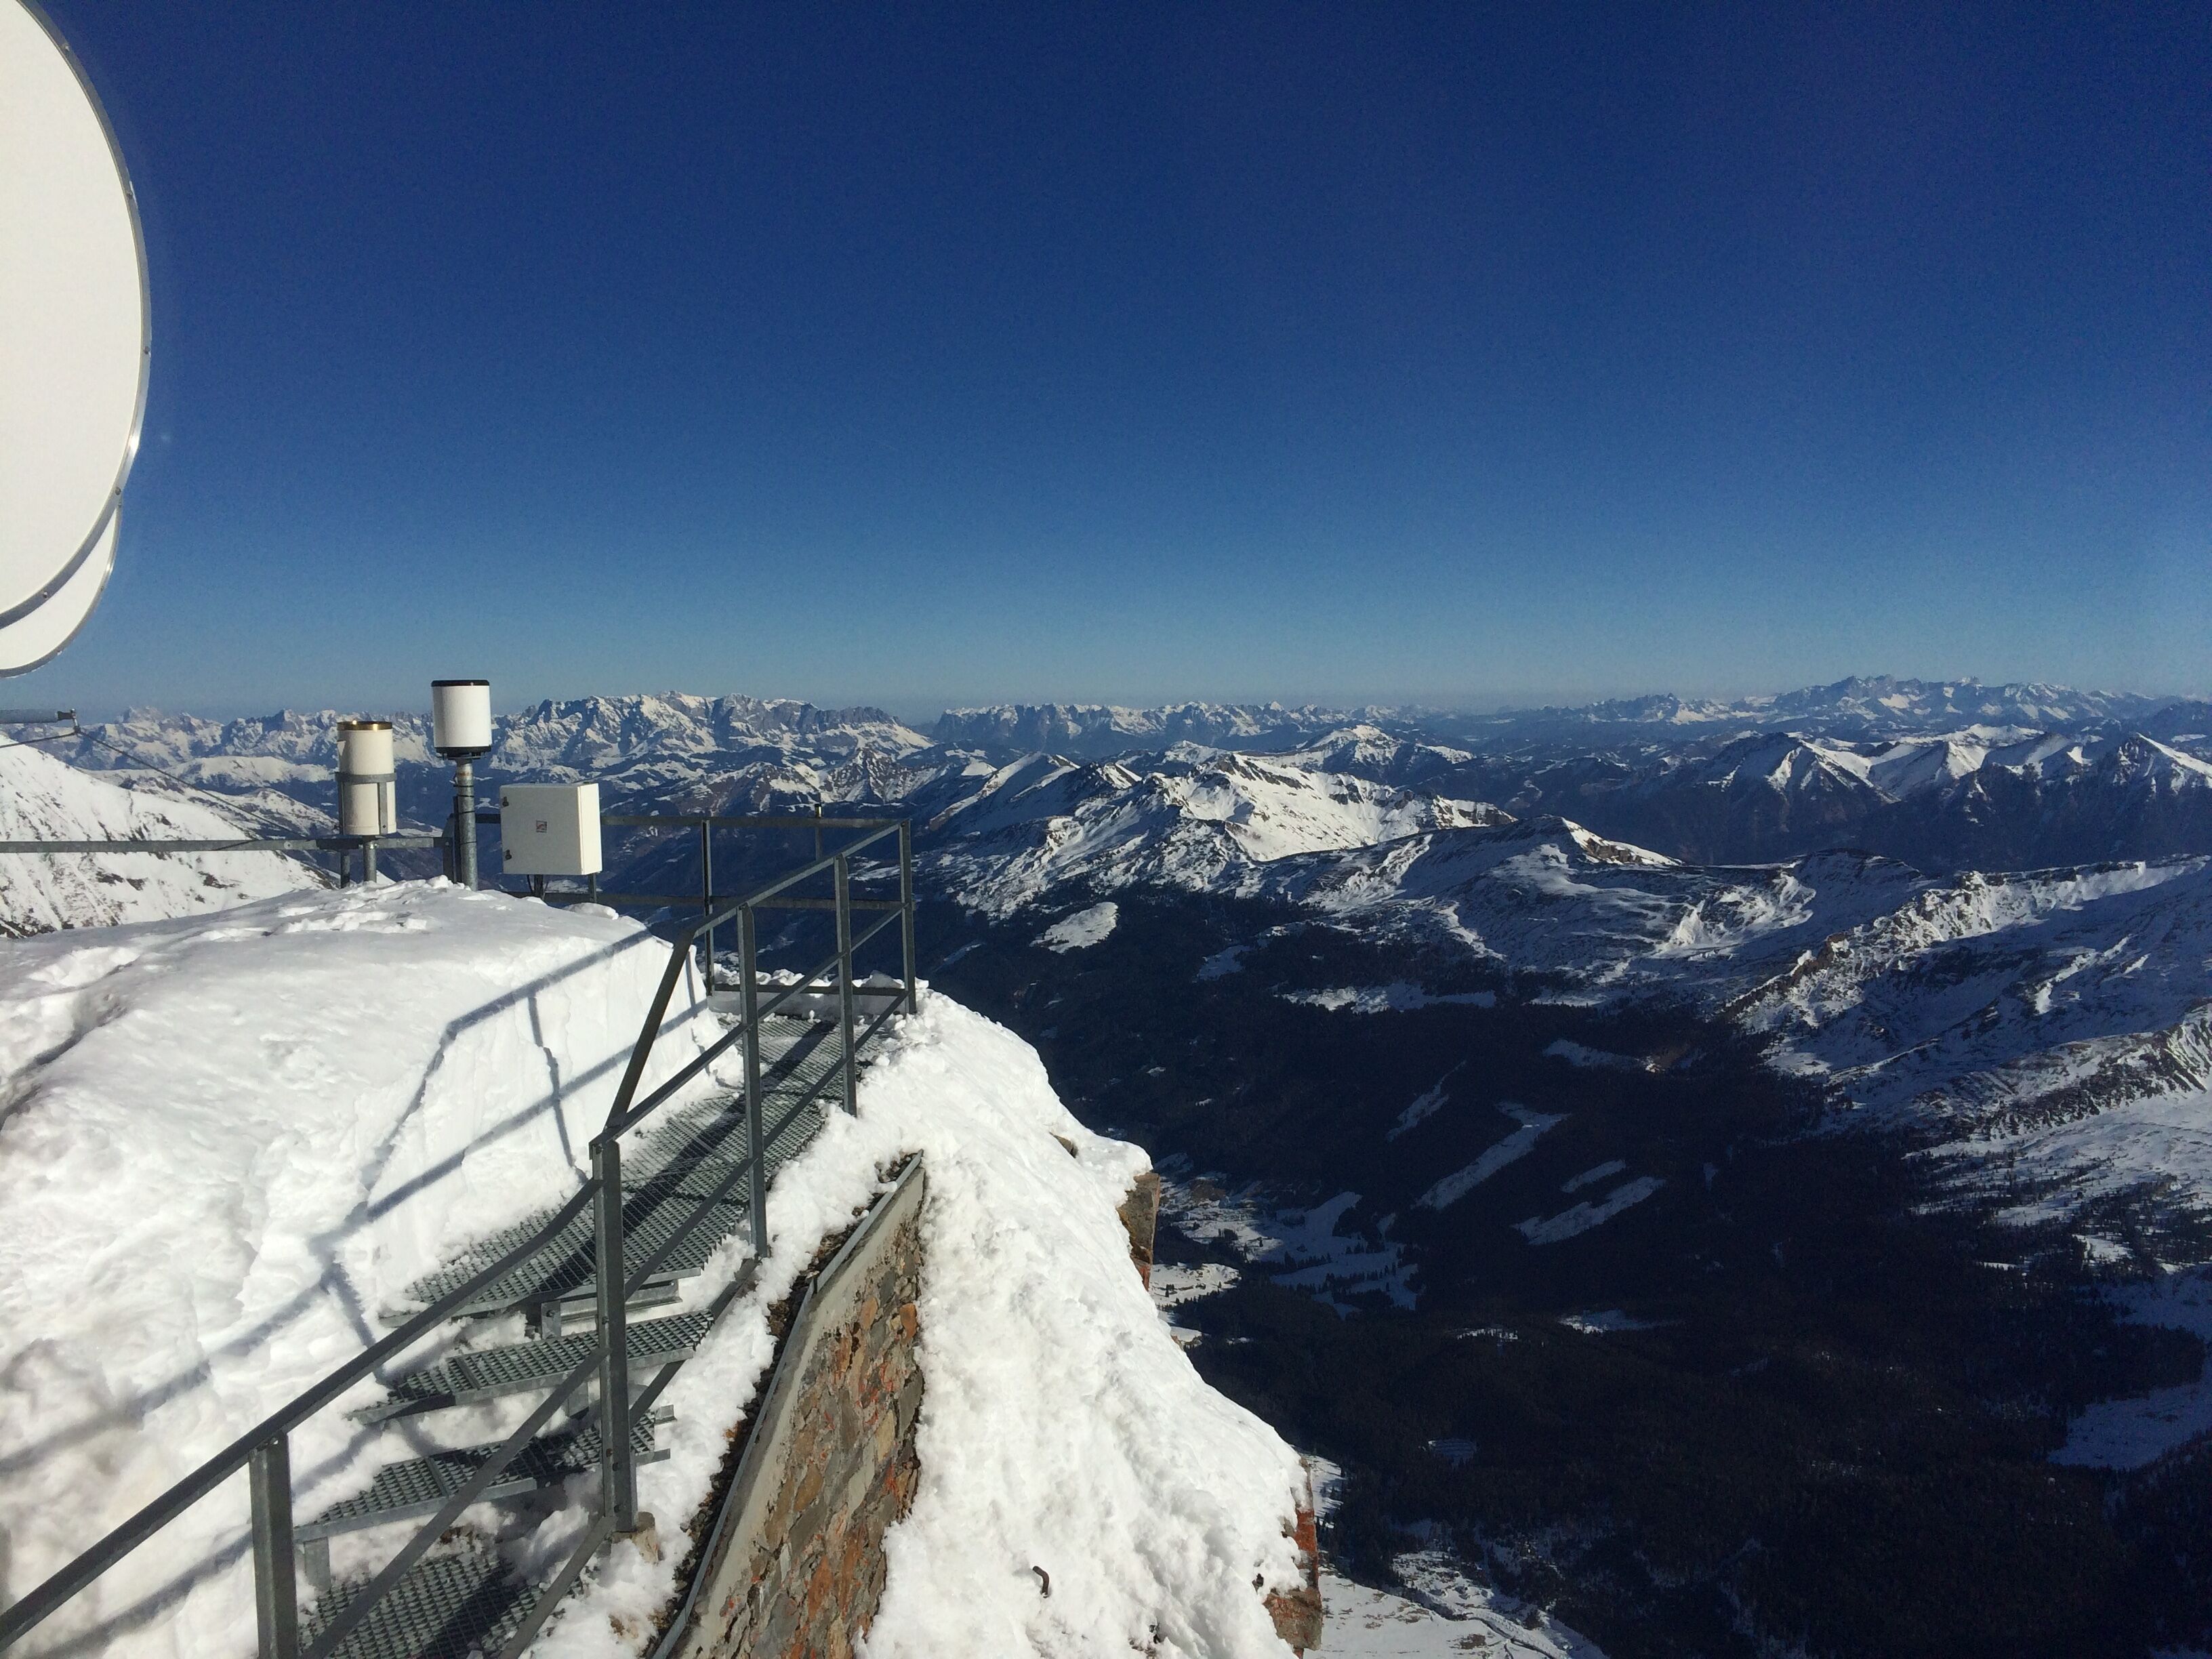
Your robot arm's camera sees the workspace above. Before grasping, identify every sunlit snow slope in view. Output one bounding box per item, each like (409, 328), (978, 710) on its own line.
(0, 740), (315, 935)
(921, 750), (1509, 914)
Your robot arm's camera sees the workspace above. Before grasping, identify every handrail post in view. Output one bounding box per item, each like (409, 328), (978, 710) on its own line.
(248, 1434), (299, 1659)
(834, 855), (857, 1114)
(740, 903), (766, 1253)
(899, 820), (918, 1014)
(592, 1138), (636, 1534)
(698, 823), (715, 995)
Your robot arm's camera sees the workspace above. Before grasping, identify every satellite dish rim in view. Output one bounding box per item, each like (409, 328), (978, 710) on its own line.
(0, 510), (118, 678)
(0, 0), (152, 632)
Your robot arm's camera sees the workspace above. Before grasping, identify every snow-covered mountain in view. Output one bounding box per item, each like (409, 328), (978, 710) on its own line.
(930, 701), (1385, 759)
(1494, 726), (2212, 870)
(58, 678), (2212, 875)
(913, 750), (1511, 916)
(1453, 675), (2178, 741)
(1179, 813), (2212, 1229)
(0, 741), (316, 934)
(64, 695), (933, 829)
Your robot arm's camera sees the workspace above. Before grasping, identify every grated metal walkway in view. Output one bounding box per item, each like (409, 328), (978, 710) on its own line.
(304, 1006), (864, 1659)
(392, 1015), (841, 1323)
(309, 1549), (537, 1659)
(302, 1415), (668, 1546)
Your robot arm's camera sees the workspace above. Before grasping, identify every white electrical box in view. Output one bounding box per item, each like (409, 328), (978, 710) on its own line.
(499, 783), (602, 876)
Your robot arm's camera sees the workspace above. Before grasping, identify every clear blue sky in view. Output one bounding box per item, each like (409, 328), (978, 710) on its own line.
(18, 2), (2210, 721)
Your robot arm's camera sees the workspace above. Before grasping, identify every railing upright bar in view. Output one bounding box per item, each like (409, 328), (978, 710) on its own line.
(835, 855), (858, 1115)
(605, 939), (693, 1133)
(899, 821), (918, 1014)
(741, 903), (767, 1254)
(698, 823), (714, 995)
(248, 1435), (299, 1659)
(592, 1137), (636, 1536)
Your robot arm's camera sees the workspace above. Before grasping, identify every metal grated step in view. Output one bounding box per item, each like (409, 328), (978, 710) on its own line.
(306, 1004), (891, 1656)
(354, 1311), (713, 1424)
(308, 1547), (537, 1659)
(303, 1413), (670, 1543)
(392, 1015), (842, 1323)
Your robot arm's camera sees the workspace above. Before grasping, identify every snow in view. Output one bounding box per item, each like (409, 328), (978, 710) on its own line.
(0, 739), (315, 935)
(1387, 1063), (1467, 1141)
(1160, 1179), (1416, 1311)
(1418, 1107), (1565, 1210)
(743, 998), (1306, 1658)
(2054, 1267), (2212, 1471)
(0, 890), (1309, 1658)
(1035, 900), (1119, 951)
(1544, 1040), (1645, 1072)
(1515, 1177), (1666, 1246)
(1319, 1568), (1603, 1658)
(1196, 943), (1251, 980)
(1561, 1160), (1629, 1193)
(923, 750), (1507, 917)
(1150, 1261), (1242, 1310)
(541, 997), (1312, 1658)
(0, 884), (723, 1656)
(1308, 1458), (1607, 1658)
(1284, 984), (1495, 1014)
(1557, 1309), (1665, 1334)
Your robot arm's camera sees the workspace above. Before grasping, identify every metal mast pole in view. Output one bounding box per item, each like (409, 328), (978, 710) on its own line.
(455, 759), (477, 888)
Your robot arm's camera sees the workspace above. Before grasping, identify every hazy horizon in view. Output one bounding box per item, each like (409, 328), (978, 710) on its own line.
(35, 668), (2203, 733)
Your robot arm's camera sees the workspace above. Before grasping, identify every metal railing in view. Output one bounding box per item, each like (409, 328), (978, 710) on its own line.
(0, 818), (918, 1659)
(0, 832), (439, 886)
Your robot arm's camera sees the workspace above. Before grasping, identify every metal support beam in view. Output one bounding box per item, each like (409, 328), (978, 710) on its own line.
(454, 759), (478, 889)
(592, 1136), (636, 1534)
(249, 1435), (299, 1659)
(0, 835), (439, 855)
(835, 855), (858, 1115)
(899, 821), (919, 1014)
(698, 823), (714, 995)
(740, 905), (767, 1254)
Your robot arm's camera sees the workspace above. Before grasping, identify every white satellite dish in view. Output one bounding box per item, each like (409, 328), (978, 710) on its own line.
(0, 0), (148, 666)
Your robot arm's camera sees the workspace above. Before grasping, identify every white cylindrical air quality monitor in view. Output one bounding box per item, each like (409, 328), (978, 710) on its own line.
(336, 719), (397, 837)
(431, 679), (492, 758)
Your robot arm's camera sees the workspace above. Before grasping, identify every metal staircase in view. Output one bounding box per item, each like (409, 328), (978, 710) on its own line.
(0, 817), (918, 1659)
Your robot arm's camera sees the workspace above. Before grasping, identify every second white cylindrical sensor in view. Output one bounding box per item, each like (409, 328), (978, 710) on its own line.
(430, 678), (492, 757)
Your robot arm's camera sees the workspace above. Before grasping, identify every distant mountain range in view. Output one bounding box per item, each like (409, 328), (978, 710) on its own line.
(62, 676), (2211, 867)
(28, 674), (2212, 1231)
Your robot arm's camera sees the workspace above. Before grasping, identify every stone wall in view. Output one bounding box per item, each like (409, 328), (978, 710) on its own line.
(663, 1155), (1322, 1656)
(1118, 1168), (1162, 1290)
(668, 1160), (927, 1659)
(1267, 1483), (1324, 1654)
